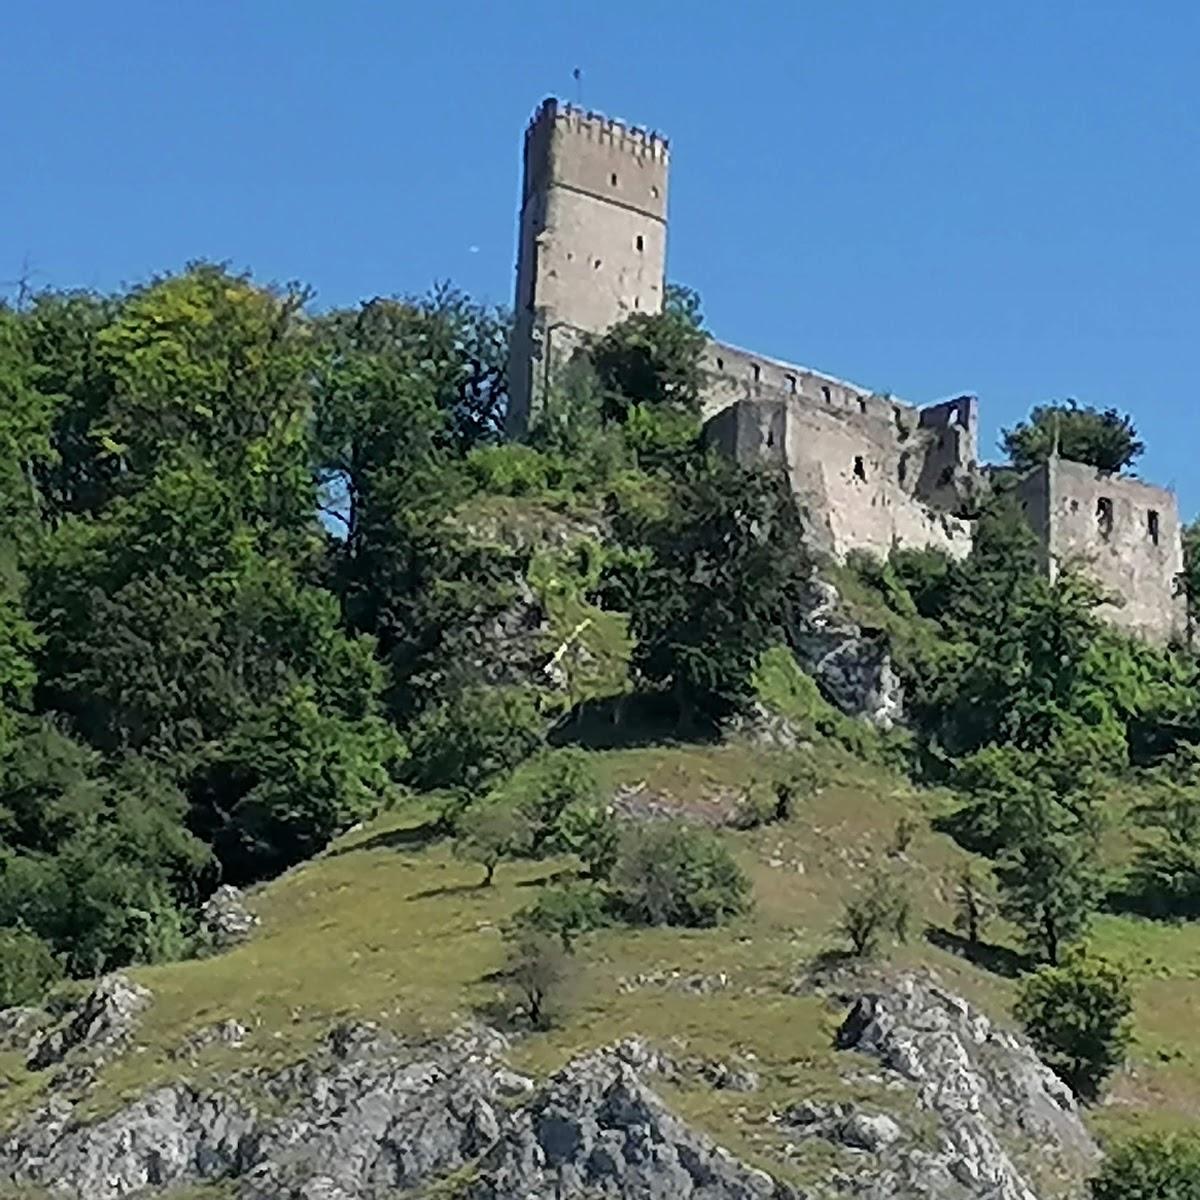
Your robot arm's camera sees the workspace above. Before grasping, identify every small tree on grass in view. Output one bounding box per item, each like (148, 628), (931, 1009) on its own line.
(953, 863), (997, 948)
(1015, 950), (1133, 1102)
(513, 749), (599, 858)
(454, 804), (527, 886)
(762, 759), (824, 825)
(996, 794), (1102, 966)
(504, 927), (573, 1030)
(840, 868), (912, 958)
(1089, 1131), (1200, 1200)
(555, 802), (620, 880)
(516, 881), (611, 951)
(611, 823), (751, 928)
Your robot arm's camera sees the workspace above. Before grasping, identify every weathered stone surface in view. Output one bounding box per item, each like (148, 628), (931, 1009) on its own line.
(26, 974), (152, 1071)
(199, 885), (260, 952)
(0, 1025), (792, 1200)
(792, 577), (903, 730)
(0, 977), (1098, 1200)
(827, 973), (1099, 1199)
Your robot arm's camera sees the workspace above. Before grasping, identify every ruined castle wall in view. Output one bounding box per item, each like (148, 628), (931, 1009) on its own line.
(705, 398), (973, 561)
(1016, 459), (1185, 643)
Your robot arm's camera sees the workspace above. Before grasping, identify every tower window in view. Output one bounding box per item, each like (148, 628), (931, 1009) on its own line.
(858, 398), (868, 415)
(635, 234), (644, 252)
(853, 456), (867, 481)
(593, 258), (602, 269)
(650, 185), (660, 198)
(1096, 496), (1114, 538)
(785, 374), (797, 394)
(610, 172), (618, 186)
(751, 363), (761, 384)
(716, 357), (725, 371)
(1148, 509), (1161, 545)
(822, 385), (831, 403)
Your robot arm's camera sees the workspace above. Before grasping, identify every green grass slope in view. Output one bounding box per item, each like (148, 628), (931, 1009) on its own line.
(3, 732), (1199, 1181)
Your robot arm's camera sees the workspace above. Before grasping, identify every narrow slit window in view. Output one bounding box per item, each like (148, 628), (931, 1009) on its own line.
(610, 172), (618, 186)
(751, 363), (761, 383)
(822, 385), (832, 403)
(853, 456), (867, 481)
(858, 397), (868, 415)
(1097, 496), (1114, 538)
(1148, 509), (1161, 546)
(635, 234), (644, 252)
(716, 357), (725, 371)
(785, 374), (797, 394)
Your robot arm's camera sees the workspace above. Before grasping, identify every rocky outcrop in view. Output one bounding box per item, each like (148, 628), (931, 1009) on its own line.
(0, 975), (1097, 1200)
(810, 973), (1099, 1200)
(0, 1025), (793, 1200)
(792, 576), (903, 730)
(26, 974), (152, 1071)
(198, 885), (260, 952)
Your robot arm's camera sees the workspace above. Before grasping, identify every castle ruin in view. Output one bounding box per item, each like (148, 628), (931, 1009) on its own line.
(506, 97), (1185, 645)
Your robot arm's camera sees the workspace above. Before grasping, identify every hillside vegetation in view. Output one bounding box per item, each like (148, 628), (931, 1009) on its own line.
(6, 268), (1200, 1192)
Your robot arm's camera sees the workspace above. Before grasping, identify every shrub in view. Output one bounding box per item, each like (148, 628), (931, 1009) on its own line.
(839, 868), (912, 957)
(464, 443), (567, 498)
(555, 801), (620, 880)
(510, 749), (599, 858)
(1089, 1131), (1200, 1199)
(0, 927), (61, 1007)
(611, 823), (751, 928)
(516, 881), (610, 950)
(504, 927), (573, 1030)
(405, 685), (544, 792)
(1015, 950), (1133, 1101)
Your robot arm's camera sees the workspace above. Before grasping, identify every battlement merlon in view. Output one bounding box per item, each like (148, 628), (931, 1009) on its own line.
(526, 97), (670, 158)
(522, 98), (670, 219)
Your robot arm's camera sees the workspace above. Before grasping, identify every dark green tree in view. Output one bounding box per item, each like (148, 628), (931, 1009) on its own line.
(1090, 1131), (1200, 1199)
(996, 790), (1103, 965)
(609, 459), (812, 727)
(1015, 951), (1133, 1101)
(590, 284), (707, 424)
(1001, 400), (1143, 474)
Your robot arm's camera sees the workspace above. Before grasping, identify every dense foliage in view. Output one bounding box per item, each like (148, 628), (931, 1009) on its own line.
(1015, 951), (1133, 1100)
(1090, 1131), (1200, 1199)
(1001, 399), (1144, 473)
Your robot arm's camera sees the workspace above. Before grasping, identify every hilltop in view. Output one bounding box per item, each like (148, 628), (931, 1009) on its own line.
(4, 266), (1200, 1196)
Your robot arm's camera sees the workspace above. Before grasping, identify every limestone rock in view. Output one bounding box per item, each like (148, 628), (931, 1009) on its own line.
(26, 974), (152, 1071)
(0, 1026), (791, 1200)
(831, 973), (1099, 1199)
(199, 884), (260, 951)
(792, 577), (903, 730)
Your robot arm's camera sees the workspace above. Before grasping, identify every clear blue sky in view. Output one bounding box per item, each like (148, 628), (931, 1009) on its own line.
(5, 2), (1199, 515)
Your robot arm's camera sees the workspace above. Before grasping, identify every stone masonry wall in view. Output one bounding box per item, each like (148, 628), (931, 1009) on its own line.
(705, 396), (974, 562)
(1015, 458), (1185, 643)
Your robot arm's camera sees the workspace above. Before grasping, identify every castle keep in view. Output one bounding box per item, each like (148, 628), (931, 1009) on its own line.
(506, 98), (1185, 644)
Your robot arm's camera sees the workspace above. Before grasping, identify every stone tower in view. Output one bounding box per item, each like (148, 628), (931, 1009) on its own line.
(506, 98), (670, 436)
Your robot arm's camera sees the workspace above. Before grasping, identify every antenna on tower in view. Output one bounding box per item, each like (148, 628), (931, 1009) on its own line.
(572, 67), (583, 107)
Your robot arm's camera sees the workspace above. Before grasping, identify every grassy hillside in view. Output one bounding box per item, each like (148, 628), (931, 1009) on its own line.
(4, 725), (1198, 1186)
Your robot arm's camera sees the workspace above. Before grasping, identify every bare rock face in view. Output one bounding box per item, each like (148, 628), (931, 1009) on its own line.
(0, 976), (1097, 1200)
(823, 974), (1099, 1200)
(0, 1025), (794, 1200)
(26, 974), (152, 1071)
(792, 577), (903, 731)
(198, 885), (260, 952)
